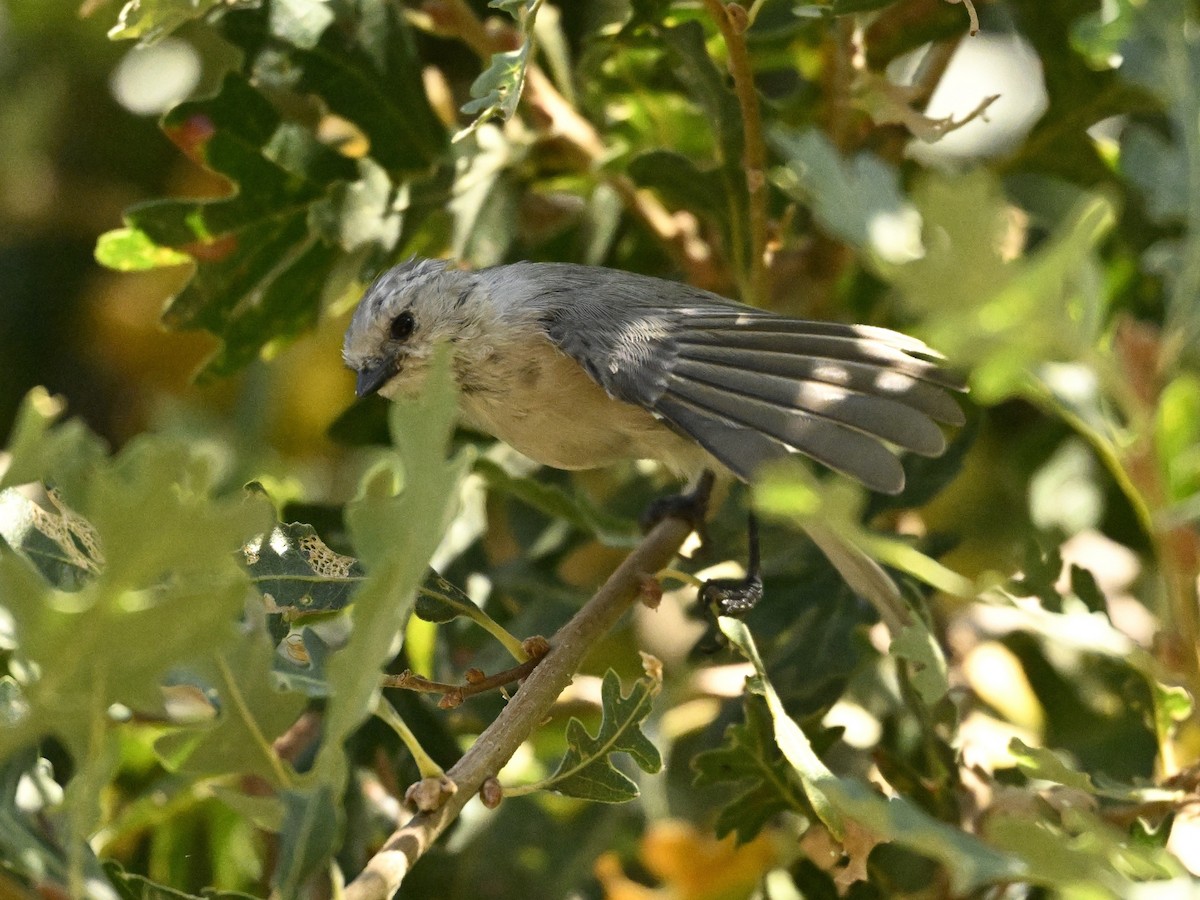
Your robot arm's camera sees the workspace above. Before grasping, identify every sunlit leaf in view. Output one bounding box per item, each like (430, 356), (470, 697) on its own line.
(885, 172), (1115, 405)
(94, 227), (191, 271)
(456, 0), (542, 140)
(821, 778), (1027, 893)
(0, 486), (103, 590)
(985, 808), (1182, 892)
(108, 0), (251, 44)
(1157, 375), (1200, 504)
(771, 127), (920, 265)
(244, 521), (364, 616)
(0, 389), (106, 497)
(101, 0), (450, 380)
(448, 126), (520, 265)
(719, 618), (1026, 893)
(718, 617), (844, 838)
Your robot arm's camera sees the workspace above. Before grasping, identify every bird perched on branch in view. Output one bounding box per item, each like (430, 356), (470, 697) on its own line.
(344, 258), (964, 620)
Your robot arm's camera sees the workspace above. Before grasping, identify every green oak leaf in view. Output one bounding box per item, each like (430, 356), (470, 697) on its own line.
(771, 127), (915, 261)
(0, 426), (274, 889)
(719, 618), (1026, 893)
(0, 388), (107, 497)
(153, 622), (307, 790)
(0, 434), (273, 764)
(692, 693), (807, 842)
(98, 0), (449, 380)
(456, 0), (542, 140)
(890, 622), (950, 707)
(272, 785), (340, 898)
(0, 485), (103, 591)
(108, 0), (249, 44)
(244, 521), (365, 616)
(536, 667), (663, 803)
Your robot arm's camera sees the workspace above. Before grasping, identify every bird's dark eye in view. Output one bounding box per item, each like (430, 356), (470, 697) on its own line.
(390, 310), (415, 342)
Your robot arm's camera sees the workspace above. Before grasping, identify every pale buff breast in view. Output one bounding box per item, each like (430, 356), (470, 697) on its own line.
(456, 337), (710, 475)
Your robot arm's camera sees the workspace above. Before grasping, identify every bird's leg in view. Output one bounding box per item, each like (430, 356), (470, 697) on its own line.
(698, 511), (763, 619)
(639, 469), (716, 551)
(640, 471), (764, 646)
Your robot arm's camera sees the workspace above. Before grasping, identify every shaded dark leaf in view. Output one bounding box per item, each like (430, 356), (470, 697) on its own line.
(692, 693), (807, 842)
(273, 786), (340, 897)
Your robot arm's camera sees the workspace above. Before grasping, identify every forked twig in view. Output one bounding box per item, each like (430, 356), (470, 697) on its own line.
(343, 514), (693, 900)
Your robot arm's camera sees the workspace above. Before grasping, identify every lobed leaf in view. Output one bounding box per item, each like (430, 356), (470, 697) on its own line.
(244, 521), (364, 616)
(100, 0), (449, 380)
(455, 0), (543, 141)
(771, 127), (920, 265)
(718, 617), (1027, 893)
(535, 667), (663, 803)
(692, 693), (807, 842)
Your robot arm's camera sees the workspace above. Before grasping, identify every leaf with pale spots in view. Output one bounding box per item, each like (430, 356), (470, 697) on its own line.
(244, 521), (364, 617)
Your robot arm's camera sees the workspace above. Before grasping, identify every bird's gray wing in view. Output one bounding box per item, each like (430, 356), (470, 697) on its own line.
(525, 265), (964, 493)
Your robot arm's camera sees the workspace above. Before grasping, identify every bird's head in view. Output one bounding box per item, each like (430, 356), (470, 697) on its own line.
(342, 258), (479, 400)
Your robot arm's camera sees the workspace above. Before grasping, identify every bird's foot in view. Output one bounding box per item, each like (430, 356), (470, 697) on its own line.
(691, 511), (764, 653)
(639, 470), (716, 553)
(699, 572), (764, 619)
(691, 572), (765, 654)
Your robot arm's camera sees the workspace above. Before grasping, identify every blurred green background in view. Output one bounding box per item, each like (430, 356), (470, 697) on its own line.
(0, 0), (360, 477)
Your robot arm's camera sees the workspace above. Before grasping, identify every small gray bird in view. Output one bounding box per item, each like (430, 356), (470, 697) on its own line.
(344, 258), (964, 620)
(344, 258), (963, 486)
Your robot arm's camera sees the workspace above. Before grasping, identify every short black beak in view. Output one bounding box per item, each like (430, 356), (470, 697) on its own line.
(355, 360), (395, 398)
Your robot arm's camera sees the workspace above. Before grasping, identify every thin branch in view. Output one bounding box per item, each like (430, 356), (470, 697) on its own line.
(906, 38), (962, 109)
(381, 655), (544, 707)
(703, 0), (769, 304)
(828, 16), (858, 153)
(272, 708), (323, 765)
(342, 514), (693, 900)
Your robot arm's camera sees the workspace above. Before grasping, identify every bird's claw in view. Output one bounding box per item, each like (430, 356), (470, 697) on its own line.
(691, 511), (763, 653)
(639, 471), (716, 553)
(699, 573), (764, 619)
